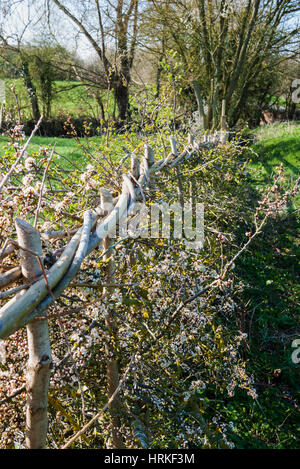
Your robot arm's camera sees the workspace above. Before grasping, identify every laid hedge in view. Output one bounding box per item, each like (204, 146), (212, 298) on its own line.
(22, 117), (101, 137)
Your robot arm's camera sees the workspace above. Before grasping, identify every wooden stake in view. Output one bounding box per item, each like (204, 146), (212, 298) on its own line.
(169, 136), (178, 157)
(188, 134), (195, 148)
(130, 153), (140, 181)
(220, 99), (229, 143)
(143, 144), (155, 191)
(15, 218), (51, 449)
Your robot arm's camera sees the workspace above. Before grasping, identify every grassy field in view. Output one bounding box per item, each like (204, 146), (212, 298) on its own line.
(0, 131), (145, 170)
(3, 78), (111, 120)
(249, 122), (300, 183)
(247, 122), (300, 211)
(0, 134), (94, 170)
(232, 122), (300, 448)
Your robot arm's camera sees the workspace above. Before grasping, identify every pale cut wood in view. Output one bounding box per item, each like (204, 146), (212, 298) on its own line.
(188, 134), (195, 147)
(19, 210), (93, 328)
(0, 242), (15, 261)
(123, 174), (136, 203)
(15, 218), (52, 450)
(169, 136), (178, 157)
(144, 144), (155, 167)
(0, 228), (81, 339)
(130, 153), (140, 180)
(221, 99), (226, 118)
(89, 189), (131, 255)
(143, 144), (155, 191)
(220, 99), (228, 142)
(0, 266), (22, 289)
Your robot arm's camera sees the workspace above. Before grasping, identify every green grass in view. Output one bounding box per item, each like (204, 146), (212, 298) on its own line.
(3, 78), (114, 120)
(249, 122), (300, 182)
(51, 81), (100, 117)
(0, 131), (145, 170)
(231, 121), (300, 448)
(0, 134), (91, 169)
(26, 135), (100, 168)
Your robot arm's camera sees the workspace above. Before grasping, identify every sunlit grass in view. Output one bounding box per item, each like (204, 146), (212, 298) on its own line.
(3, 78), (113, 120)
(249, 121), (300, 181)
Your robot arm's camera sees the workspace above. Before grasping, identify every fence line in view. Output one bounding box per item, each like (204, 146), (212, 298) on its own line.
(0, 131), (228, 340)
(0, 118), (229, 448)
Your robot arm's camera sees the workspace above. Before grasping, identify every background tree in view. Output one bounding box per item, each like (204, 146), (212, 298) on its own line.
(0, 1), (41, 120)
(50, 0), (140, 123)
(28, 43), (75, 118)
(0, 42), (41, 121)
(145, 0), (300, 128)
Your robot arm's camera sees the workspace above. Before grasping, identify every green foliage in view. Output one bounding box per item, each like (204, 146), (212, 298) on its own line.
(0, 118), (298, 449)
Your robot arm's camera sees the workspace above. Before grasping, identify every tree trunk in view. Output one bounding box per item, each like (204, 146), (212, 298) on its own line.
(20, 61), (41, 122)
(114, 78), (129, 123)
(155, 61), (163, 99)
(95, 92), (106, 122)
(15, 218), (52, 449)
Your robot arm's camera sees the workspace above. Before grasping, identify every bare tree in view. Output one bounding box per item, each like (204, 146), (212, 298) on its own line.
(0, 2), (42, 120)
(50, 0), (139, 123)
(146, 0), (300, 128)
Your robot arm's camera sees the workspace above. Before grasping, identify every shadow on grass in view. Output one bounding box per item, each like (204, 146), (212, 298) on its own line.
(252, 136), (300, 181)
(229, 136), (300, 448)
